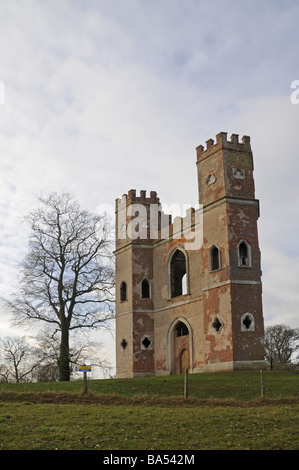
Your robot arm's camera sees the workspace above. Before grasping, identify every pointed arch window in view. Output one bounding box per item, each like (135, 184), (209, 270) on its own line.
(209, 245), (221, 271)
(141, 278), (151, 299)
(237, 240), (252, 267)
(169, 249), (188, 298)
(120, 281), (127, 302)
(175, 321), (189, 337)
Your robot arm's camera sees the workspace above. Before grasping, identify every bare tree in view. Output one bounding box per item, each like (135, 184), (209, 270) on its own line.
(32, 328), (112, 381)
(71, 335), (112, 378)
(0, 336), (45, 383)
(5, 192), (115, 381)
(0, 363), (10, 383)
(264, 324), (299, 369)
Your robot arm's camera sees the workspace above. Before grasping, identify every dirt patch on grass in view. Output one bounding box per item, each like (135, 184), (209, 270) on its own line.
(0, 391), (298, 408)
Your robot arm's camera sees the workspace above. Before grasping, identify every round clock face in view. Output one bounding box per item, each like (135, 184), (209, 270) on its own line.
(206, 173), (217, 186)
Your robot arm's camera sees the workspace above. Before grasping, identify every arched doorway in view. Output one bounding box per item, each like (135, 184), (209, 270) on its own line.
(167, 318), (192, 374)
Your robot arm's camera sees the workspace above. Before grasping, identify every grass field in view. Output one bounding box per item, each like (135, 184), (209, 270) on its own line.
(0, 371), (298, 451)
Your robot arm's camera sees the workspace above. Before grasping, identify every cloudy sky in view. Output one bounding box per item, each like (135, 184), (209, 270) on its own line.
(0, 0), (298, 373)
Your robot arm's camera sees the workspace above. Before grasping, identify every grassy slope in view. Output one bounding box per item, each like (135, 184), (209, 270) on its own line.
(0, 371), (298, 450)
(1, 370), (298, 400)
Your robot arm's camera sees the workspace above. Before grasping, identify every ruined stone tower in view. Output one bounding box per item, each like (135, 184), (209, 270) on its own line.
(115, 132), (266, 377)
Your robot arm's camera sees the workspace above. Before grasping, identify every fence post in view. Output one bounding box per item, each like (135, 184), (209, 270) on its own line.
(83, 371), (88, 394)
(184, 368), (188, 400)
(260, 369), (265, 398)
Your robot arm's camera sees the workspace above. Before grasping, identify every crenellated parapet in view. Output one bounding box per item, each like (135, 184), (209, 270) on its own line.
(115, 189), (201, 247)
(196, 132), (251, 162)
(115, 189), (160, 211)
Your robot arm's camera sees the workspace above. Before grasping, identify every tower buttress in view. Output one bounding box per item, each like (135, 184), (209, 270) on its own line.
(197, 132), (265, 370)
(115, 190), (159, 377)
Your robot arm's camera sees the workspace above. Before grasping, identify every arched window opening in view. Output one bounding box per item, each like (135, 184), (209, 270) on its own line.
(210, 245), (220, 271)
(238, 241), (251, 267)
(175, 321), (189, 337)
(243, 314), (252, 329)
(170, 249), (187, 298)
(120, 281), (127, 302)
(141, 278), (150, 299)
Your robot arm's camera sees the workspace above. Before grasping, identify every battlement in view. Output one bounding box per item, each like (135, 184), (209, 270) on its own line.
(196, 132), (251, 162)
(116, 189), (160, 210)
(115, 187), (201, 247)
(116, 190), (198, 230)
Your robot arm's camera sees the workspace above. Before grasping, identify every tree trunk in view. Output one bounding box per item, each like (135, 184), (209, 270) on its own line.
(59, 325), (71, 381)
